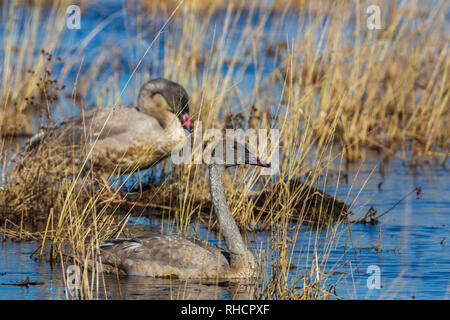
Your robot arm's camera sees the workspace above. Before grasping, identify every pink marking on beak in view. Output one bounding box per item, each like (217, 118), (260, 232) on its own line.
(181, 114), (192, 132)
(256, 158), (271, 168)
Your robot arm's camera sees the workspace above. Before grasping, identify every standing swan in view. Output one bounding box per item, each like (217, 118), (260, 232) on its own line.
(27, 78), (192, 174)
(98, 140), (271, 278)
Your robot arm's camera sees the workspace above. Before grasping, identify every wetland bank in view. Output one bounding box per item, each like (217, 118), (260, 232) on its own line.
(0, 0), (449, 299)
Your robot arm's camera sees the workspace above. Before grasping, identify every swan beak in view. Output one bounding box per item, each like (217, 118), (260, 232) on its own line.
(181, 113), (192, 132)
(256, 158), (271, 168)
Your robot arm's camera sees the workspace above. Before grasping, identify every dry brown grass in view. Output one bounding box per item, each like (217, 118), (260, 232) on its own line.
(0, 0), (448, 299)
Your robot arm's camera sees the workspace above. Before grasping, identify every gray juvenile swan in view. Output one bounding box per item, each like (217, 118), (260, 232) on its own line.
(98, 139), (271, 279)
(27, 78), (192, 174)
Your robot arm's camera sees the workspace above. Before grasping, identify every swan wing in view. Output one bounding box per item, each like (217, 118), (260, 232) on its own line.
(100, 235), (230, 278)
(38, 105), (183, 171)
(53, 106), (163, 144)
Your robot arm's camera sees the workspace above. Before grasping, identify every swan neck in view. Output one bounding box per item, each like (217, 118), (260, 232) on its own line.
(138, 91), (160, 114)
(208, 164), (248, 258)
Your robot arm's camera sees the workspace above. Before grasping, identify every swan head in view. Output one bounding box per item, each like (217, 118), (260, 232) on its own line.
(206, 138), (271, 168)
(138, 78), (192, 132)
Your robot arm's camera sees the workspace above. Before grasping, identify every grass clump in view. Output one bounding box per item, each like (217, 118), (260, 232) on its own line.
(0, 0), (448, 299)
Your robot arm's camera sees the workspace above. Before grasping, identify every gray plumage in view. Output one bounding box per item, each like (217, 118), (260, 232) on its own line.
(25, 78), (191, 174)
(97, 139), (270, 279)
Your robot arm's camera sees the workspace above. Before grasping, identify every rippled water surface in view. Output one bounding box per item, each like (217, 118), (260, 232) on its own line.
(0, 1), (448, 299)
(1, 159), (449, 299)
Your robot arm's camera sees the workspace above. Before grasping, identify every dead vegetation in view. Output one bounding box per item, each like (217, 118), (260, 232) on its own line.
(0, 0), (448, 299)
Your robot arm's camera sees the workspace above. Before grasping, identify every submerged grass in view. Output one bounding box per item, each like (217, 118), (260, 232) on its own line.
(0, 0), (448, 299)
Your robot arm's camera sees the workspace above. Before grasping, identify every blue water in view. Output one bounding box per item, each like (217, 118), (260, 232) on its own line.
(0, 1), (449, 299)
(1, 158), (448, 299)
(319, 161), (449, 299)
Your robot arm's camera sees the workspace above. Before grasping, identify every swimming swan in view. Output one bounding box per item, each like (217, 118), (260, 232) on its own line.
(98, 139), (270, 278)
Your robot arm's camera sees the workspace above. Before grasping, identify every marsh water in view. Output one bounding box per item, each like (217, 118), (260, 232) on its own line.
(0, 1), (449, 299)
(1, 158), (449, 299)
